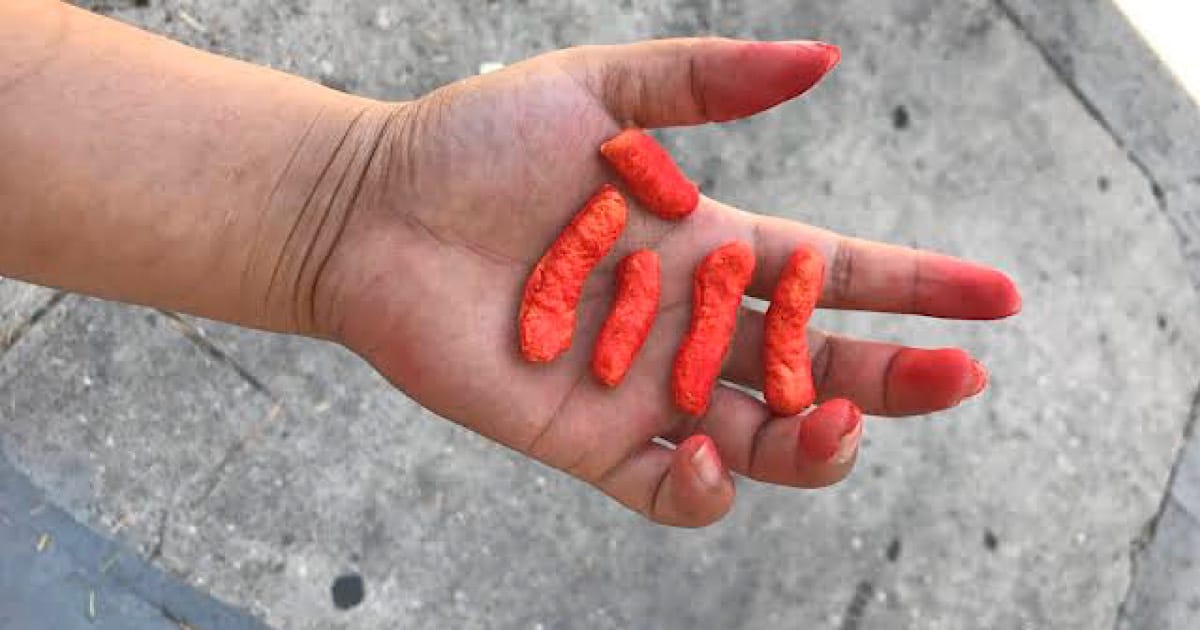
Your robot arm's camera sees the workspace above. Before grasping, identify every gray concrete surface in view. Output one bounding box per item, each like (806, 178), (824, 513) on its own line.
(0, 283), (57, 351)
(0, 448), (266, 629)
(1000, 0), (1200, 283)
(995, 4), (1200, 628)
(2, 0), (1200, 628)
(1120, 407), (1200, 630)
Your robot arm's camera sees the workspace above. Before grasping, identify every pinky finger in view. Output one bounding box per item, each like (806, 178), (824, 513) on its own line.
(595, 434), (735, 528)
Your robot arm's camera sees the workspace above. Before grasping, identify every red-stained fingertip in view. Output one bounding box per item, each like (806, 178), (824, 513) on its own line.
(815, 42), (841, 73)
(773, 40), (841, 96)
(999, 272), (1022, 316)
(798, 399), (862, 463)
(917, 258), (1023, 320)
(779, 40), (841, 74)
(978, 268), (1022, 317)
(886, 348), (991, 414)
(967, 360), (989, 397)
(702, 40), (842, 122)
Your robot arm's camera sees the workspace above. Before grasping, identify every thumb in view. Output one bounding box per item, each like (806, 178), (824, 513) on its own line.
(558, 37), (840, 128)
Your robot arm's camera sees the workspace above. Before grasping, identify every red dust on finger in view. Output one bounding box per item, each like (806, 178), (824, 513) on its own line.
(694, 40), (842, 123)
(798, 398), (862, 464)
(885, 348), (987, 415)
(914, 258), (1022, 320)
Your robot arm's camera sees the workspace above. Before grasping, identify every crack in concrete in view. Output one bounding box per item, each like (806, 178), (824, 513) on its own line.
(988, 3), (1200, 624)
(157, 310), (274, 397)
(1, 450), (268, 628)
(1114, 379), (1200, 629)
(992, 4), (1200, 627)
(190, 403), (282, 509)
(0, 290), (65, 356)
(147, 507), (169, 562)
(992, 1), (1177, 235)
(157, 311), (286, 511)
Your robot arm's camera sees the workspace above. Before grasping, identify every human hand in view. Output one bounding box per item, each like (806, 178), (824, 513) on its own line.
(313, 38), (1020, 527)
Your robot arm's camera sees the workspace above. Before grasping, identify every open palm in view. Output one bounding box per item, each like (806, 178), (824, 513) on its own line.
(318, 38), (1019, 527)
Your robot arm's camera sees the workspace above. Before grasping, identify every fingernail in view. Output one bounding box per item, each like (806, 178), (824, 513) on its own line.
(832, 404), (863, 465)
(1007, 290), (1022, 316)
(799, 399), (861, 463)
(692, 439), (722, 489)
(816, 42), (841, 73)
(780, 40), (841, 73)
(964, 360), (989, 398)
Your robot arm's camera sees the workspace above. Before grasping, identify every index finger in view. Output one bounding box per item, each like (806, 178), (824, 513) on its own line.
(743, 208), (1021, 319)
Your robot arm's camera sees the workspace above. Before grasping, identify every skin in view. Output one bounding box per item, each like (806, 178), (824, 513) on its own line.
(1, 2), (1020, 528)
(797, 399), (863, 463)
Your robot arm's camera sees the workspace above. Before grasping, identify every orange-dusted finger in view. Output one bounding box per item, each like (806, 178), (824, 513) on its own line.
(567, 38), (841, 128)
(519, 184), (627, 362)
(743, 212), (1022, 319)
(885, 347), (987, 414)
(592, 250), (661, 386)
(723, 311), (990, 417)
(673, 241), (756, 416)
(601, 129), (699, 220)
(764, 247), (824, 416)
(797, 398), (862, 465)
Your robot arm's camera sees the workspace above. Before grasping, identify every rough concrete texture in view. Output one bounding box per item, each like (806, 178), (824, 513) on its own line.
(0, 280), (57, 350)
(0, 450), (265, 629)
(1119, 410), (1200, 630)
(994, 4), (1200, 628)
(999, 0), (1200, 282)
(1, 0), (1199, 628)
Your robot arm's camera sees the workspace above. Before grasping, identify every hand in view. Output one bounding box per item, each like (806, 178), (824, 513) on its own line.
(314, 38), (1020, 527)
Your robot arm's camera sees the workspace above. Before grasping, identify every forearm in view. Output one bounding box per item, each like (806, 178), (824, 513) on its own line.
(0, 0), (398, 333)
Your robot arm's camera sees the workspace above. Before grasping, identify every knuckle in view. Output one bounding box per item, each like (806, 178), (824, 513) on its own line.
(810, 332), (837, 392)
(829, 239), (856, 305)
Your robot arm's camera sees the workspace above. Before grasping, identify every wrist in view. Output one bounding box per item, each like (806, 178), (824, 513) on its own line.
(242, 97), (410, 337)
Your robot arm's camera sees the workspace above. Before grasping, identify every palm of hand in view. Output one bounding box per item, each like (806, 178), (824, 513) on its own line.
(320, 40), (1018, 526)
(339, 57), (734, 474)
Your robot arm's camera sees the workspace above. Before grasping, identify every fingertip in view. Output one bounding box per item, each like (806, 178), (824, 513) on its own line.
(814, 42), (842, 73)
(667, 434), (734, 526)
(886, 348), (984, 414)
(767, 39), (842, 97)
(998, 271), (1023, 316)
(705, 39), (842, 122)
(772, 40), (841, 74)
(970, 267), (1022, 320)
(967, 360), (989, 397)
(798, 398), (862, 463)
(919, 258), (1023, 320)
(979, 267), (1022, 318)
